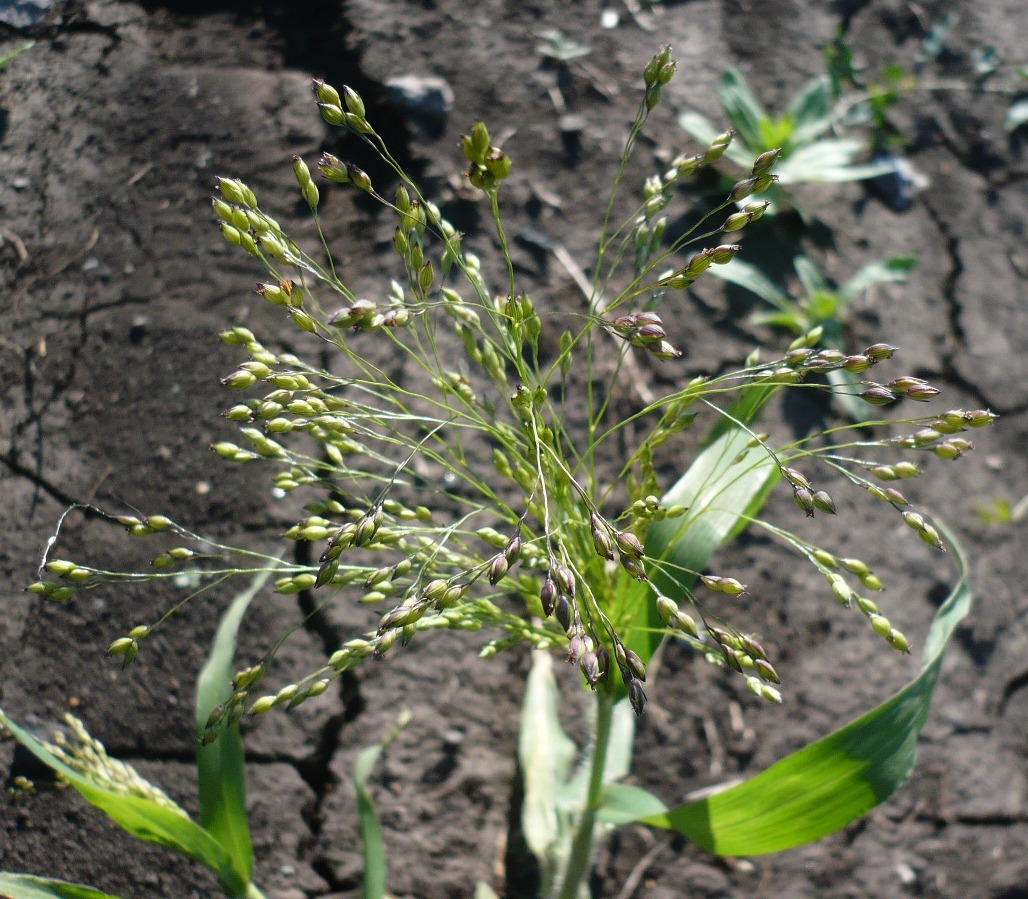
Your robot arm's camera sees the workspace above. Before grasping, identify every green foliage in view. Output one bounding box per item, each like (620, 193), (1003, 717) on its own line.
(0, 40), (34, 70)
(0, 575), (267, 898)
(354, 709), (411, 899)
(710, 252), (917, 419)
(975, 492), (1028, 525)
(0, 873), (126, 899)
(0, 710), (253, 897)
(679, 67), (894, 211)
(195, 571), (270, 885)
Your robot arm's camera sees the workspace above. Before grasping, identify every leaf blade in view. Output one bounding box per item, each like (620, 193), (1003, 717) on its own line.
(0, 873), (127, 899)
(0, 713), (247, 896)
(638, 528), (973, 855)
(195, 570), (274, 886)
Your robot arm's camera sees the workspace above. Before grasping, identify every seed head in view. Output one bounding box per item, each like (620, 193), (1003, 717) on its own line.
(627, 678), (648, 716)
(812, 490), (836, 515)
(555, 595), (573, 633)
(861, 385), (897, 406)
(539, 576), (557, 617)
(793, 486), (815, 517)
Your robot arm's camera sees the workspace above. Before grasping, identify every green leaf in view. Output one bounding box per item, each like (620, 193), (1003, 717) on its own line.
(196, 570), (275, 886)
(595, 783), (667, 826)
(776, 139), (892, 184)
(707, 257), (791, 310)
(838, 254), (917, 303)
(750, 309), (807, 334)
(0, 873), (126, 899)
(1004, 98), (1028, 134)
(716, 69), (770, 151)
(519, 651), (578, 859)
(637, 527), (973, 855)
(559, 698), (635, 808)
(354, 709), (411, 899)
(0, 713), (247, 897)
(621, 387), (780, 670)
(677, 111), (753, 171)
(793, 255), (829, 299)
(782, 76), (832, 140)
(0, 41), (34, 70)
(827, 367), (872, 422)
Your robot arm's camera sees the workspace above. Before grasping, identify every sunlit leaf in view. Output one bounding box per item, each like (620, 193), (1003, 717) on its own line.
(637, 528), (973, 855)
(353, 709), (409, 899)
(0, 873), (126, 899)
(595, 783), (667, 826)
(783, 75), (832, 141)
(520, 651), (578, 859)
(0, 41), (34, 70)
(195, 569), (273, 887)
(838, 254), (917, 303)
(707, 257), (791, 310)
(716, 69), (769, 151)
(0, 713), (247, 896)
(619, 386), (780, 671)
(677, 111), (754, 170)
(1005, 98), (1028, 134)
(793, 255), (829, 298)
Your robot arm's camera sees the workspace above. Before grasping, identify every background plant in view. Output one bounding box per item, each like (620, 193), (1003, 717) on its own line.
(12, 46), (994, 898)
(678, 66), (895, 213)
(709, 250), (918, 418)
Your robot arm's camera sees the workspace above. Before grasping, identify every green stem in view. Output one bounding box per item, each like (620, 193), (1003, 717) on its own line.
(556, 690), (615, 899)
(244, 884), (267, 899)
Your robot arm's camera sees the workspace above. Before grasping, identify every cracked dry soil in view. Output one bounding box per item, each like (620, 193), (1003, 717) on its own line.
(2, 1), (1027, 897)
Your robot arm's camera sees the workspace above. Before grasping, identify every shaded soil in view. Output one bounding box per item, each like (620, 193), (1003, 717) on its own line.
(2, 1), (1027, 898)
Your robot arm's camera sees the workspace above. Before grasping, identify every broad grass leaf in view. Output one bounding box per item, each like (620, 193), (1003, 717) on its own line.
(0, 41), (34, 70)
(353, 744), (387, 899)
(636, 528), (973, 855)
(838, 254), (917, 303)
(793, 255), (829, 298)
(0, 873), (126, 899)
(519, 651), (578, 858)
(196, 570), (275, 886)
(620, 385), (780, 671)
(1004, 97), (1028, 133)
(595, 783), (667, 826)
(783, 76), (832, 142)
(559, 698), (635, 809)
(776, 139), (892, 183)
(707, 257), (792, 311)
(0, 713), (246, 897)
(716, 69), (768, 151)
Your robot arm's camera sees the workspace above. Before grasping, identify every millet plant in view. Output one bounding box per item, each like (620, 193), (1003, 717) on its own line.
(7, 47), (993, 898)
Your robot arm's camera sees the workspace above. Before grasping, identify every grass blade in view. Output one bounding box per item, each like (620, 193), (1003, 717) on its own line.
(353, 710), (411, 899)
(0, 873), (127, 899)
(195, 569), (275, 886)
(617, 386), (779, 670)
(716, 69), (768, 151)
(0, 713), (246, 896)
(638, 527), (972, 854)
(520, 651), (578, 860)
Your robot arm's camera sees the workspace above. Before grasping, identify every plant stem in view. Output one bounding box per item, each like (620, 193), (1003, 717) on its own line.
(556, 689), (615, 899)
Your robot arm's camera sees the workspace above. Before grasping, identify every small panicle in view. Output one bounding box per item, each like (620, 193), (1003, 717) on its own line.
(607, 311), (682, 360)
(460, 121), (513, 192)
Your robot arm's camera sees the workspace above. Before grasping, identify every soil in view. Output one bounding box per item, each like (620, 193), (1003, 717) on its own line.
(1, 1), (1027, 898)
